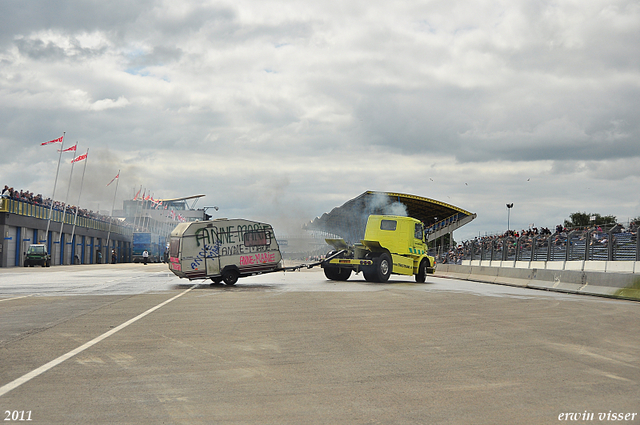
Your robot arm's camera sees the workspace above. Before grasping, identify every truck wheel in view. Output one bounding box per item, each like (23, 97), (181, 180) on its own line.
(324, 267), (351, 281)
(222, 270), (239, 285)
(362, 270), (375, 282)
(415, 259), (429, 283)
(362, 253), (376, 282)
(374, 253), (392, 283)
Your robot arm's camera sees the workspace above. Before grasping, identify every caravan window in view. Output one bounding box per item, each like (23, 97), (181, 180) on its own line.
(169, 238), (180, 257)
(244, 230), (271, 247)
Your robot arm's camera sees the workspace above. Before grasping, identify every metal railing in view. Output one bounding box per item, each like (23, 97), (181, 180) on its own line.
(460, 228), (640, 263)
(0, 198), (132, 237)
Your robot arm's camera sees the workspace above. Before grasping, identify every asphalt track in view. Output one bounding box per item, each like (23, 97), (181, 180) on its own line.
(0, 264), (638, 424)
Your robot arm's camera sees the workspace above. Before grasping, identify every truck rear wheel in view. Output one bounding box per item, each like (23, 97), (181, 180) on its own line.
(362, 270), (375, 282)
(373, 253), (391, 283)
(324, 267), (351, 281)
(415, 258), (429, 283)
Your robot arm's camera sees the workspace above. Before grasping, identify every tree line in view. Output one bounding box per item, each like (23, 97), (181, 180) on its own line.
(563, 212), (639, 229)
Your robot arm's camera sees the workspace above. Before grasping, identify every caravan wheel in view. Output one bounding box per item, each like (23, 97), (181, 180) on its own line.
(222, 270), (239, 285)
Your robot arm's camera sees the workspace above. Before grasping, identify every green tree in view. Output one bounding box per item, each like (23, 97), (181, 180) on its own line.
(564, 212), (617, 229)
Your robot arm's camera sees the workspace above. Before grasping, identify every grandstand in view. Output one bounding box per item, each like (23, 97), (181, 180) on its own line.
(304, 191), (476, 245)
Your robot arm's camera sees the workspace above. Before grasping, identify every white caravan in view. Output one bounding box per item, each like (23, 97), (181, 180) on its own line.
(168, 218), (283, 285)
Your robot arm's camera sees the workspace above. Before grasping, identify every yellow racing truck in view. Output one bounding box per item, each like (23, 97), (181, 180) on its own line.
(321, 215), (435, 283)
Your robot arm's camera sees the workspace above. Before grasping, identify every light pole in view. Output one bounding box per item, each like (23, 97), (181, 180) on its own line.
(506, 203), (514, 232)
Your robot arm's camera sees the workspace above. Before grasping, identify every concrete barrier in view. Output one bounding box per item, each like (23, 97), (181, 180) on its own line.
(435, 263), (640, 301)
(494, 266), (532, 287)
(606, 261), (636, 273)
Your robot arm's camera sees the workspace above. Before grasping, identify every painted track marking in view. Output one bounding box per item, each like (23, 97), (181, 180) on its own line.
(0, 285), (195, 398)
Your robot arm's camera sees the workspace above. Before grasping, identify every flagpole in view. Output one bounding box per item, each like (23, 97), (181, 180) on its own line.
(133, 186), (143, 232)
(105, 170), (120, 261)
(58, 143), (78, 262)
(70, 148), (89, 258)
(138, 188), (147, 232)
(45, 132), (65, 244)
(133, 188), (141, 231)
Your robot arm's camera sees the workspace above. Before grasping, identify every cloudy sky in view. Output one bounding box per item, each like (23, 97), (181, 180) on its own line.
(1, 0), (639, 240)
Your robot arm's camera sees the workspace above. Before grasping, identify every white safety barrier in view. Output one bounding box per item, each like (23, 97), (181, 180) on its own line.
(436, 262), (640, 301)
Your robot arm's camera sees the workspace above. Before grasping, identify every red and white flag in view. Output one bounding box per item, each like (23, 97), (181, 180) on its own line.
(41, 136), (64, 146)
(71, 152), (88, 163)
(106, 172), (119, 187)
(58, 143), (77, 153)
(133, 187), (141, 200)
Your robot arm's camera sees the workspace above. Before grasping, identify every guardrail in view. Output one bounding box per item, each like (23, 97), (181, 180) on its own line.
(0, 198), (132, 237)
(435, 263), (640, 300)
(460, 229), (640, 263)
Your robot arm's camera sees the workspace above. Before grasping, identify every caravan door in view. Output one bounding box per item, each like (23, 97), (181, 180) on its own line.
(204, 237), (221, 278)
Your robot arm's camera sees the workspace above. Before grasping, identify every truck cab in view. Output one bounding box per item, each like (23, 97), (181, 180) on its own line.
(322, 215), (435, 283)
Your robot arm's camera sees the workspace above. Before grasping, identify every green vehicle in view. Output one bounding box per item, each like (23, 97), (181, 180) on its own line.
(24, 244), (51, 267)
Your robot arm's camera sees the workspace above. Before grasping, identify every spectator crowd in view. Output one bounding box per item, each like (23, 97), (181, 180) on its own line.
(1, 184), (129, 227)
(439, 221), (638, 265)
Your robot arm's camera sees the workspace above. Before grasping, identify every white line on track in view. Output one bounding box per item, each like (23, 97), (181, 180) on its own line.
(0, 285), (196, 398)
(0, 294), (37, 302)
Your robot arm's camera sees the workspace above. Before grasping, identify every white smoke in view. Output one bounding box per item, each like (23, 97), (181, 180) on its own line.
(365, 192), (408, 217)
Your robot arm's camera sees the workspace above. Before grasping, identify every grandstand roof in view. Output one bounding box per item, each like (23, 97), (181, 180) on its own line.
(156, 194), (205, 202)
(305, 191), (475, 243)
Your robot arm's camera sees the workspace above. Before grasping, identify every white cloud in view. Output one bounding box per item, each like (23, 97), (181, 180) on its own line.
(89, 96), (130, 111)
(1, 0), (639, 242)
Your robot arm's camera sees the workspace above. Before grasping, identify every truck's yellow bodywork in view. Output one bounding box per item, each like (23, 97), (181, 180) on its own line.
(324, 215), (435, 282)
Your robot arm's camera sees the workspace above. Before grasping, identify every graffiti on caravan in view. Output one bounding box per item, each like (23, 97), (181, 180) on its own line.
(191, 241), (222, 270)
(194, 224), (273, 254)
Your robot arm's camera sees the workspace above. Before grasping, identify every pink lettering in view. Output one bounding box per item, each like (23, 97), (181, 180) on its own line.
(239, 253), (276, 265)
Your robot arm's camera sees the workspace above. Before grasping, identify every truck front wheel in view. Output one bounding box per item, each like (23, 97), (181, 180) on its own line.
(415, 258), (429, 283)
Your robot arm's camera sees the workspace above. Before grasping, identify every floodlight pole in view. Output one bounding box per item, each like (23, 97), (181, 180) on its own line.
(506, 203), (514, 232)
